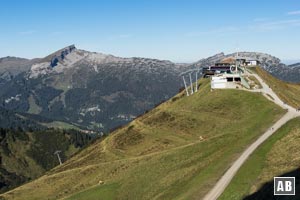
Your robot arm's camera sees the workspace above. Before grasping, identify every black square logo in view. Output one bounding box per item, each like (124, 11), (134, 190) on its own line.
(274, 177), (295, 195)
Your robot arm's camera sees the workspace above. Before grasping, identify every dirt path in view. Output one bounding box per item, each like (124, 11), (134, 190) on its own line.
(202, 71), (300, 200)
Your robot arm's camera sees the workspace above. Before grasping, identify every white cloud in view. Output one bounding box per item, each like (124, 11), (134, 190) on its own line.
(185, 26), (240, 37)
(50, 31), (63, 36)
(287, 10), (300, 15)
(249, 19), (300, 32)
(18, 30), (36, 35)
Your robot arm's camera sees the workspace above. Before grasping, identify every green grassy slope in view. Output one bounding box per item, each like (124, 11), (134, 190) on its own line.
(1, 79), (285, 200)
(252, 67), (300, 108)
(219, 117), (300, 200)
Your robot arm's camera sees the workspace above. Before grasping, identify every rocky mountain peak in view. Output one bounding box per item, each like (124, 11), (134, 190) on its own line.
(49, 45), (77, 67)
(29, 45), (87, 78)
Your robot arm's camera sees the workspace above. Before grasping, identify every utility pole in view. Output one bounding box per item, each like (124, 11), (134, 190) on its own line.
(54, 150), (62, 165)
(195, 71), (198, 92)
(235, 51), (238, 73)
(182, 76), (189, 96)
(189, 73), (194, 95)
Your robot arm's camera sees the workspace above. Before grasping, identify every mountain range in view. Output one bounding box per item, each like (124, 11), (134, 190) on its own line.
(1, 45), (299, 133)
(0, 45), (184, 132)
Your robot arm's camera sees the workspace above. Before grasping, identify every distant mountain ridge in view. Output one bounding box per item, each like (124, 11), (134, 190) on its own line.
(0, 57), (32, 85)
(0, 57), (31, 75)
(0, 45), (183, 132)
(0, 46), (299, 132)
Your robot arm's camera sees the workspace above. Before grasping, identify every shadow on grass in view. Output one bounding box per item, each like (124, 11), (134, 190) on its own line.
(243, 168), (300, 200)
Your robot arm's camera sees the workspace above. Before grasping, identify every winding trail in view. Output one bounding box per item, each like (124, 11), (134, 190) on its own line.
(203, 70), (300, 200)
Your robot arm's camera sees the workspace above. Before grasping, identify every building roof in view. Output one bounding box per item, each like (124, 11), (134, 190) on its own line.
(214, 73), (241, 78)
(236, 56), (259, 62)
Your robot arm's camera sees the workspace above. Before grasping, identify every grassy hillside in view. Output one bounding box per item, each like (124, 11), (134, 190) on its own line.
(1, 79), (285, 200)
(252, 67), (300, 108)
(219, 117), (300, 200)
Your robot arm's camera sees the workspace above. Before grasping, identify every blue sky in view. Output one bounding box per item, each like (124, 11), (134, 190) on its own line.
(0, 0), (300, 63)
